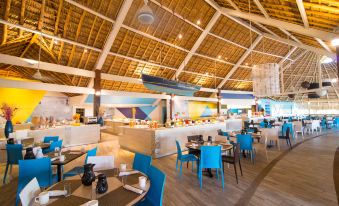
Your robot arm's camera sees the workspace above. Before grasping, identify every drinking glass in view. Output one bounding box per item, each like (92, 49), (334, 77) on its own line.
(63, 182), (71, 197)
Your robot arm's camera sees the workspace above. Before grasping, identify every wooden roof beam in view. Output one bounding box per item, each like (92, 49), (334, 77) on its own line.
(253, 0), (270, 19)
(94, 0), (133, 71)
(315, 38), (332, 53)
(0, 53), (244, 94)
(2, 0), (11, 45)
(296, 0), (309, 28)
(220, 7), (337, 42)
(217, 35), (263, 88)
(172, 11), (221, 80)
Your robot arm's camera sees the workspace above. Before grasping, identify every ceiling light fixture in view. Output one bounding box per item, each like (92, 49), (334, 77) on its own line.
(178, 34), (183, 39)
(331, 78), (338, 83)
(331, 38), (339, 47)
(197, 20), (201, 25)
(137, 0), (154, 25)
(54, 39), (58, 44)
(24, 59), (38, 65)
(320, 55), (333, 64)
(217, 55), (221, 59)
(84, 49), (88, 53)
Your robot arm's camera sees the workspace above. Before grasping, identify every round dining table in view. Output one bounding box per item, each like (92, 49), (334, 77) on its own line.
(185, 141), (233, 177)
(32, 168), (150, 206)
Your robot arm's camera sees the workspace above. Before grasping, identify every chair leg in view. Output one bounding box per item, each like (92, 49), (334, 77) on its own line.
(176, 159), (178, 170)
(233, 164), (238, 184)
(191, 161), (194, 172)
(220, 168), (224, 190)
(239, 161), (243, 176)
(3, 163), (9, 184)
(187, 161), (189, 168)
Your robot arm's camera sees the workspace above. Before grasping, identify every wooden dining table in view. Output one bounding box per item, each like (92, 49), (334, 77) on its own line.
(46, 151), (86, 182)
(31, 169), (150, 206)
(185, 141), (233, 177)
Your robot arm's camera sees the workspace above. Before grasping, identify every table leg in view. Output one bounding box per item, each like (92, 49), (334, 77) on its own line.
(57, 165), (62, 182)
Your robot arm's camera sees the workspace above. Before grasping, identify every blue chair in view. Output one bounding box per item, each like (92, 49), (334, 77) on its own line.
(43, 140), (63, 154)
(175, 140), (198, 176)
(43, 136), (59, 143)
(282, 123), (294, 139)
(16, 158), (55, 205)
(63, 147), (97, 178)
(137, 165), (166, 206)
(321, 119), (326, 129)
(259, 121), (267, 128)
(3, 144), (23, 184)
(236, 134), (255, 164)
(133, 152), (152, 174)
(334, 118), (339, 128)
(199, 146), (224, 189)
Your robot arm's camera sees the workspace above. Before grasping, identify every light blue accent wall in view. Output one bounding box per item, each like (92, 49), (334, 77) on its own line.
(85, 95), (156, 105)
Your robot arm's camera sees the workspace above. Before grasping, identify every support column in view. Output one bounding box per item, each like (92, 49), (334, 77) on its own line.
(336, 46), (339, 78)
(217, 89), (221, 116)
(170, 94), (175, 120)
(93, 69), (101, 117)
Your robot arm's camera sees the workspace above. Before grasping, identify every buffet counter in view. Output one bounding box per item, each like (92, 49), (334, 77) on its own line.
(119, 119), (242, 158)
(104, 119), (129, 135)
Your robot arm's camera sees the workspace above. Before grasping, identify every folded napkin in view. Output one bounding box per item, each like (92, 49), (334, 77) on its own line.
(50, 157), (58, 162)
(48, 190), (67, 197)
(123, 185), (143, 194)
(119, 170), (139, 176)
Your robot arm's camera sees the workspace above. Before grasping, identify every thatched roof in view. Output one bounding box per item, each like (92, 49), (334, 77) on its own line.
(0, 0), (338, 100)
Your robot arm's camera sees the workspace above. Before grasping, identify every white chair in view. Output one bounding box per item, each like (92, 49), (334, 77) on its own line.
(19, 177), (41, 206)
(293, 122), (304, 139)
(261, 128), (280, 161)
(87, 156), (114, 171)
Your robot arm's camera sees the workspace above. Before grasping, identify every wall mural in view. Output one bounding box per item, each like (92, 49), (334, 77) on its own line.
(117, 106), (157, 120)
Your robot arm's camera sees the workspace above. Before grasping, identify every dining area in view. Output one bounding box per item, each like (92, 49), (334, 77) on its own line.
(0, 134), (166, 206)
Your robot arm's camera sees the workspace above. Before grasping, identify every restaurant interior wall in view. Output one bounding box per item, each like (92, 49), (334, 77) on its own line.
(31, 92), (73, 121)
(0, 77), (46, 123)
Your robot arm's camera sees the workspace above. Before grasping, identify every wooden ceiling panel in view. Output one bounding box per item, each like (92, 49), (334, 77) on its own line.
(289, 32), (323, 49)
(197, 35), (246, 64)
(193, 91), (214, 97)
(222, 80), (253, 91)
(254, 37), (290, 57)
(72, 0), (124, 20)
(242, 52), (281, 66)
(102, 55), (175, 79)
(111, 27), (187, 69)
(184, 55), (233, 78)
(150, 0), (216, 29)
(230, 67), (252, 81)
(211, 15), (258, 48)
(124, 0), (203, 50)
(178, 72), (222, 88)
(215, 0), (263, 16)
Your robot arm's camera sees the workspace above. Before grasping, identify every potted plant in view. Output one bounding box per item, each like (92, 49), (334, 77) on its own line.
(1, 103), (18, 138)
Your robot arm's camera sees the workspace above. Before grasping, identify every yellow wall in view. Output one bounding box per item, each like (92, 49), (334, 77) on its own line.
(188, 101), (217, 120)
(0, 77), (45, 123)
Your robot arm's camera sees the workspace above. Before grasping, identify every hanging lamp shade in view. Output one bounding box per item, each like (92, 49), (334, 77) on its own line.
(137, 4), (154, 25)
(252, 63), (280, 96)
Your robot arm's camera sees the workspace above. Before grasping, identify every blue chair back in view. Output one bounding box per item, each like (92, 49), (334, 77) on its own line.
(236, 134), (253, 151)
(18, 158), (52, 193)
(6, 144), (23, 164)
(175, 140), (183, 159)
(321, 119), (326, 127)
(247, 128), (255, 133)
(85, 147), (97, 164)
(146, 165), (166, 206)
(200, 146), (222, 169)
(132, 152), (152, 174)
(259, 121), (266, 128)
(282, 123), (294, 138)
(49, 140), (63, 152)
(43, 136), (59, 143)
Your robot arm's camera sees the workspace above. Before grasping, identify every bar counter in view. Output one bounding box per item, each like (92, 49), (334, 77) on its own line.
(119, 119), (242, 158)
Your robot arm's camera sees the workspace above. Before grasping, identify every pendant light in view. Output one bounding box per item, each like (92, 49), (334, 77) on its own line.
(137, 0), (154, 25)
(33, 35), (43, 80)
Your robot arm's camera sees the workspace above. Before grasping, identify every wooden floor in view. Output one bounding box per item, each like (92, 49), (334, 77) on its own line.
(0, 130), (338, 206)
